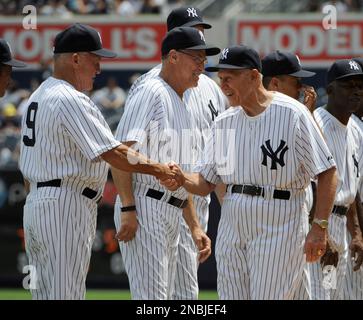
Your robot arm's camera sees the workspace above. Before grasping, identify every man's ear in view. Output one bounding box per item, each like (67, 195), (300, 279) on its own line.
(326, 83), (333, 95)
(71, 53), (80, 67)
(269, 77), (280, 90)
(168, 49), (178, 65)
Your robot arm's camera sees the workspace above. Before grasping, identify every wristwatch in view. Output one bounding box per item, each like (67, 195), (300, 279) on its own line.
(312, 218), (329, 229)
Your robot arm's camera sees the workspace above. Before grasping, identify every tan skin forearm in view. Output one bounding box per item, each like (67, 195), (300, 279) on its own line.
(347, 195), (363, 239)
(101, 143), (171, 180)
(182, 194), (201, 232)
(355, 193), (363, 234)
(110, 141), (136, 206)
(314, 167), (337, 221)
(111, 168), (135, 206)
(214, 183), (226, 206)
(184, 173), (215, 197)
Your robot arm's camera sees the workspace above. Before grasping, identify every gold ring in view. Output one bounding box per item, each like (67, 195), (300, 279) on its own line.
(317, 249), (323, 256)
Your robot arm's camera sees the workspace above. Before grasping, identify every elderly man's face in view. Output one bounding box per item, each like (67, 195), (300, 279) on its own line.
(218, 69), (251, 106)
(175, 49), (206, 88)
(73, 52), (101, 92)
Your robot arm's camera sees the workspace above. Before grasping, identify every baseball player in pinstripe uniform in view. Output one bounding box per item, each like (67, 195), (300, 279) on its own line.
(0, 39), (26, 97)
(308, 59), (363, 300)
(19, 24), (179, 300)
(261, 51), (318, 299)
(162, 45), (338, 300)
(343, 57), (363, 300)
(113, 7), (227, 300)
(112, 27), (219, 300)
(262, 51), (317, 113)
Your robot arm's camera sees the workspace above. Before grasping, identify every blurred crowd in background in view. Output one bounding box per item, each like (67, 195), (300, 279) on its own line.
(0, 0), (360, 169)
(0, 0), (362, 16)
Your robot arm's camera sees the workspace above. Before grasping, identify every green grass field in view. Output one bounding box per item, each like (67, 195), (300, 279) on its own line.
(0, 289), (218, 300)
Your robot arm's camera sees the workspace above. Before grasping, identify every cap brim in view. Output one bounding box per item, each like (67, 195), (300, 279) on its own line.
(182, 21), (212, 29)
(335, 73), (363, 81)
(289, 69), (316, 77)
(187, 44), (220, 56)
(205, 63), (250, 72)
(2, 59), (27, 68)
(91, 48), (117, 58)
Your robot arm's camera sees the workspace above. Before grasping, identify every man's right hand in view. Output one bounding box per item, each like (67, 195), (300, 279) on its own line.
(115, 211), (138, 243)
(159, 162), (185, 191)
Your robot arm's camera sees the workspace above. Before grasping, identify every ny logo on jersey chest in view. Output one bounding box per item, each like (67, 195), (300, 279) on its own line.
(261, 139), (289, 170)
(353, 154), (359, 178)
(208, 100), (219, 121)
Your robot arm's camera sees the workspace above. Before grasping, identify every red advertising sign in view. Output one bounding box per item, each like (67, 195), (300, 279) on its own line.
(0, 21), (166, 69)
(234, 17), (363, 66)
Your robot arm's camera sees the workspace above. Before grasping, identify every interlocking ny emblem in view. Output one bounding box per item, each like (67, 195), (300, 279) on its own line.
(261, 139), (289, 170)
(221, 48), (229, 60)
(187, 7), (198, 17)
(199, 30), (205, 42)
(353, 154), (360, 178)
(349, 60), (360, 70)
(208, 100), (218, 121)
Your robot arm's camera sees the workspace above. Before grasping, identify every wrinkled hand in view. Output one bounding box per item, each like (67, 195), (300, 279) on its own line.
(304, 225), (327, 263)
(115, 211), (138, 243)
(191, 227), (212, 263)
(302, 85), (317, 113)
(349, 237), (363, 271)
(156, 163), (178, 181)
(320, 242), (339, 269)
(159, 162), (185, 191)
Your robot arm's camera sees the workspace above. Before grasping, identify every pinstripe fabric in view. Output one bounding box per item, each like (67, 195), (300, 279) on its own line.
(308, 107), (362, 300)
(115, 67), (226, 299)
(19, 77), (120, 300)
(196, 92), (335, 300)
(343, 114), (363, 300)
(23, 187), (98, 300)
(114, 196), (181, 300)
(343, 233), (363, 299)
(114, 76), (193, 299)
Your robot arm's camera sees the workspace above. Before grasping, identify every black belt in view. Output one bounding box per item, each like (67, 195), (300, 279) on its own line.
(36, 179), (101, 203)
(230, 184), (291, 200)
(332, 205), (348, 216)
(145, 188), (188, 209)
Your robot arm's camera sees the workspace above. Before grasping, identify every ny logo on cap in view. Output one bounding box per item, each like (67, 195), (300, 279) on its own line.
(199, 30), (205, 42)
(221, 48), (229, 60)
(187, 7), (198, 17)
(295, 54), (301, 66)
(349, 60), (360, 70)
(97, 31), (102, 45)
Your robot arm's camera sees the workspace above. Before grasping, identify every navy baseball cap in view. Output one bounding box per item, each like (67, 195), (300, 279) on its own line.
(167, 7), (211, 31)
(205, 45), (261, 72)
(353, 57), (363, 68)
(261, 51), (315, 78)
(0, 39), (26, 68)
(53, 23), (117, 58)
(327, 59), (363, 85)
(161, 27), (220, 56)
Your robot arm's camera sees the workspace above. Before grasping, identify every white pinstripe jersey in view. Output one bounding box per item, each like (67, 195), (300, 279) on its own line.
(314, 108), (363, 206)
(115, 76), (196, 200)
(351, 114), (363, 199)
(127, 65), (227, 157)
(198, 92), (335, 192)
(19, 77), (120, 190)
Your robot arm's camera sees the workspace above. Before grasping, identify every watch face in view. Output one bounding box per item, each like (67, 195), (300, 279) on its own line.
(320, 220), (329, 228)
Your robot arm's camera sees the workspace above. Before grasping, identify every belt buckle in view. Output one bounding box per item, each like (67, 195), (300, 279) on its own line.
(243, 185), (261, 196)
